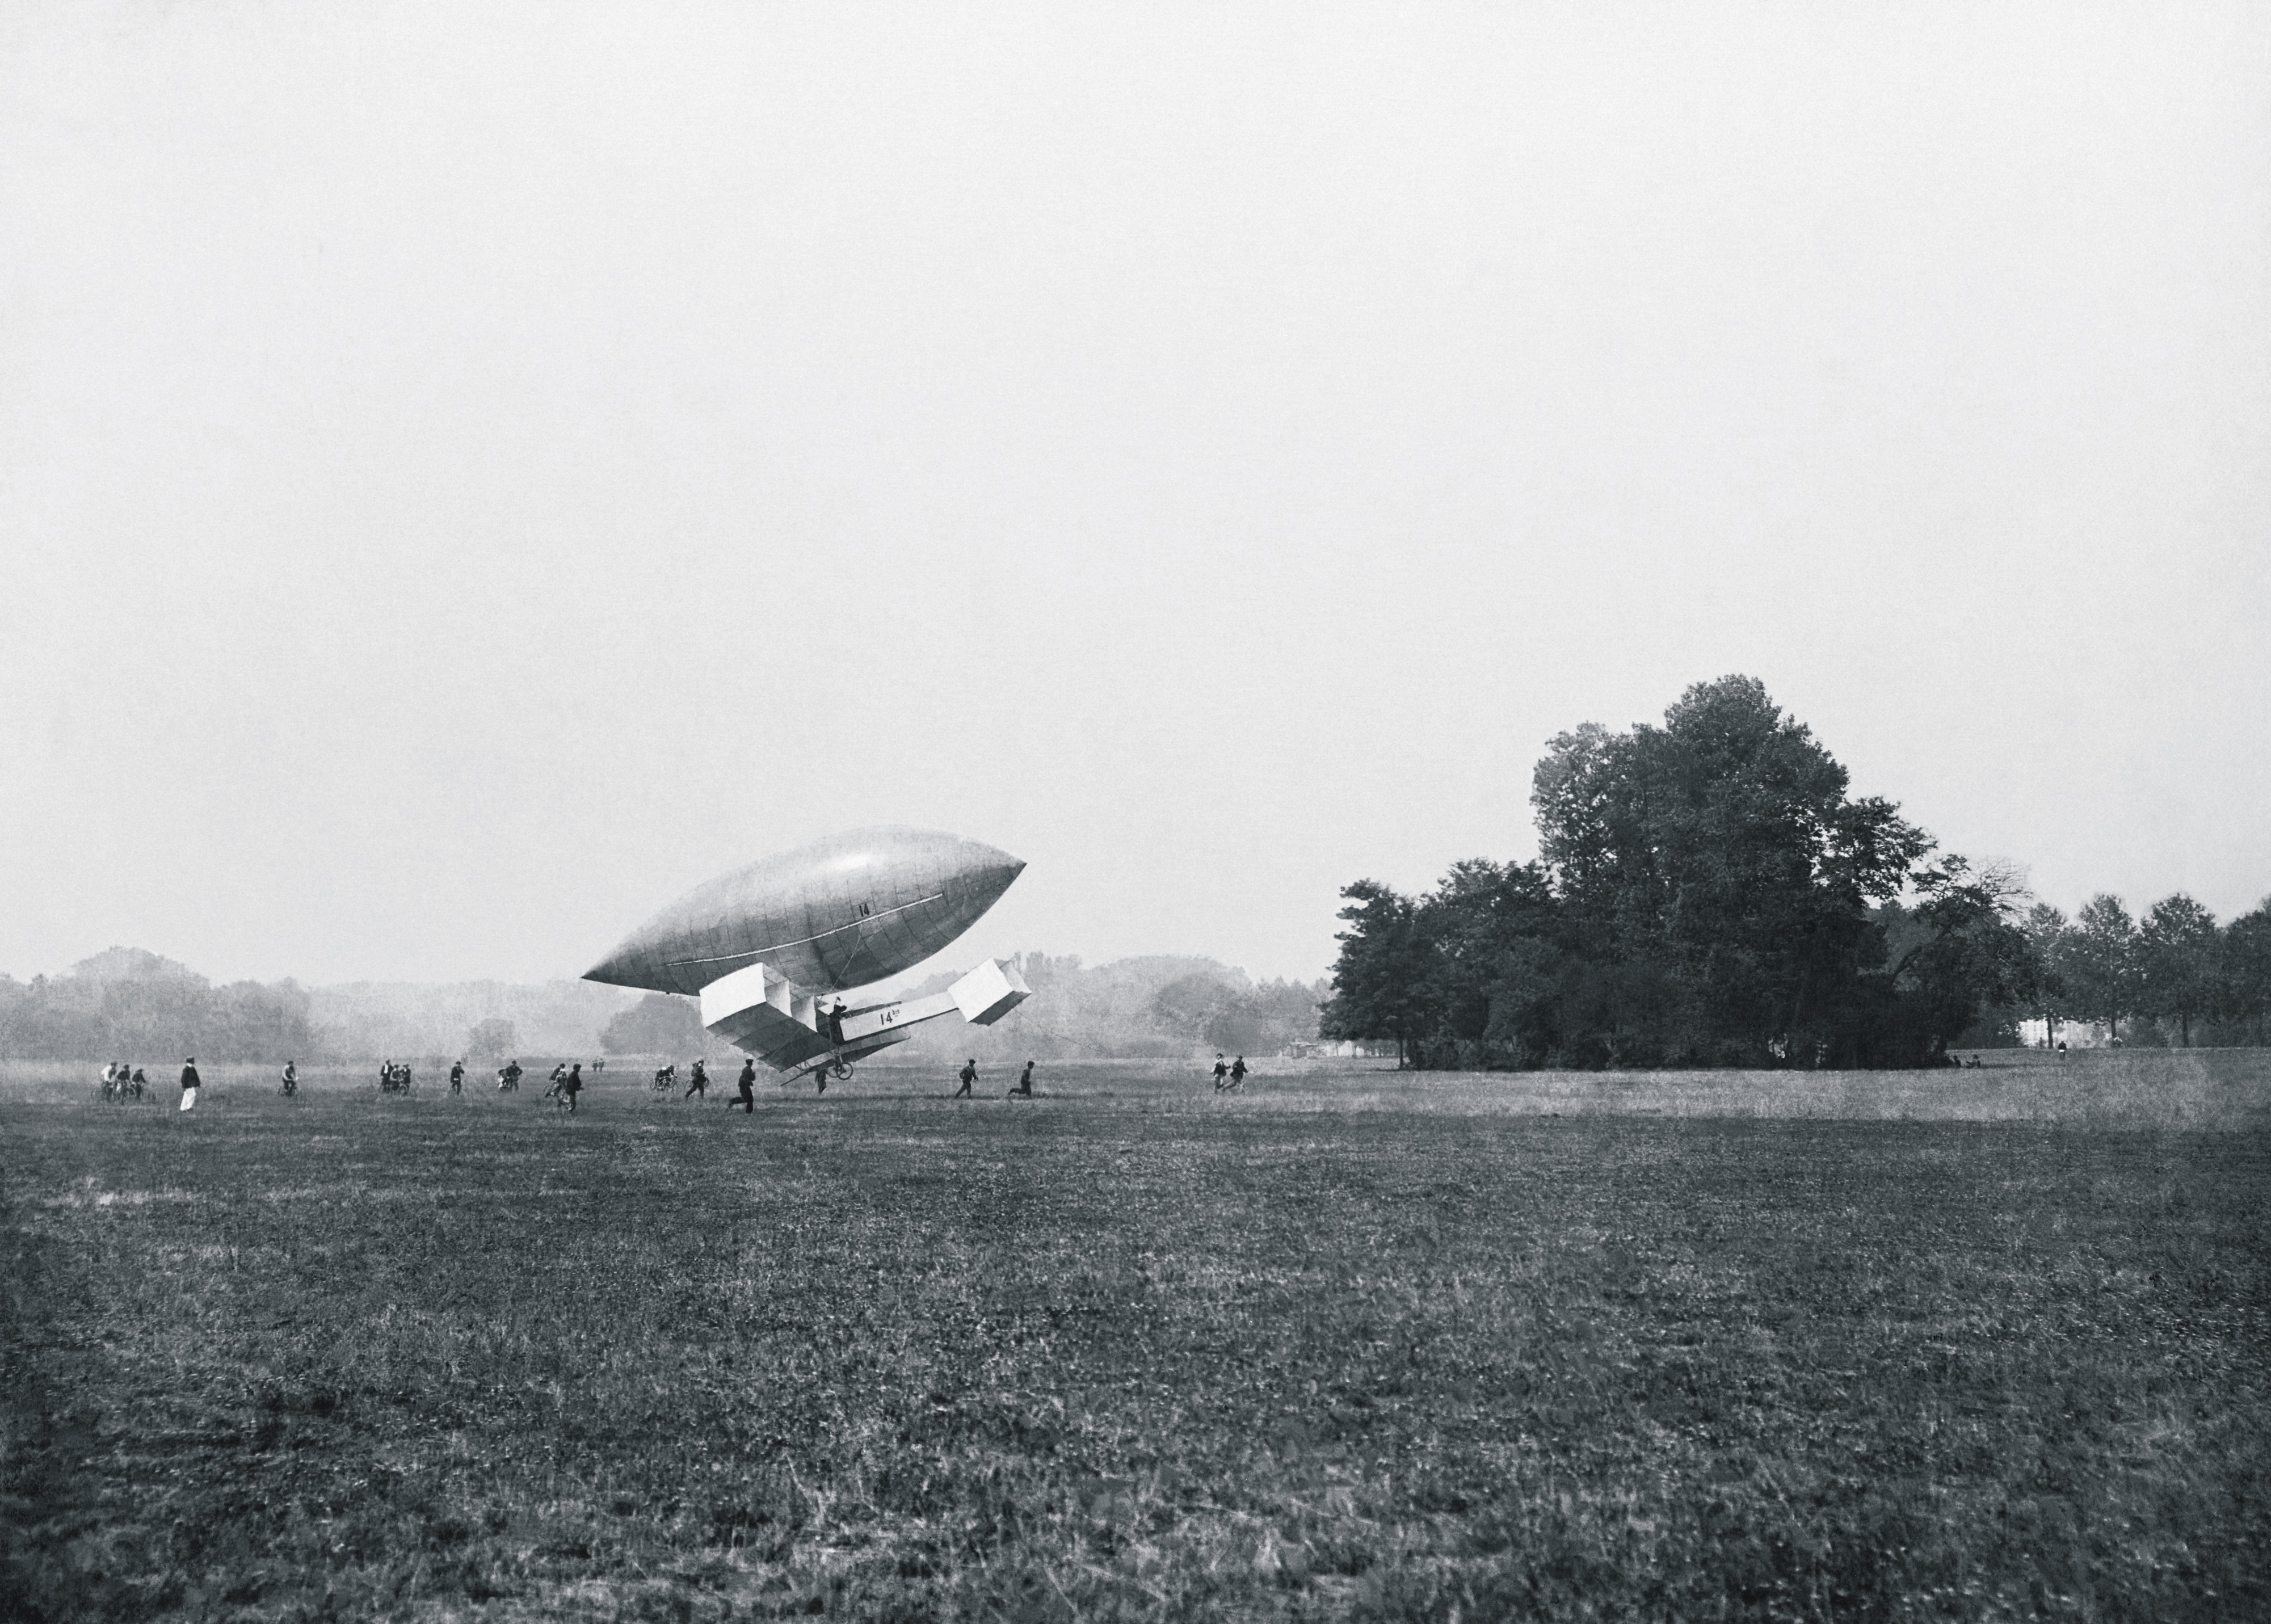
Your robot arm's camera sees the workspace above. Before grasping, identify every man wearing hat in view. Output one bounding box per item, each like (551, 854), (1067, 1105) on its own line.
(179, 1056), (201, 1113)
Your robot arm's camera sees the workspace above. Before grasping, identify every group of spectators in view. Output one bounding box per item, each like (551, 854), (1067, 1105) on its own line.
(97, 1061), (149, 1100)
(97, 1057), (199, 1106)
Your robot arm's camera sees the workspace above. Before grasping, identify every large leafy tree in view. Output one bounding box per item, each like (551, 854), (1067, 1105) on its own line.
(2137, 894), (2220, 1046)
(2064, 895), (2140, 1043)
(2020, 903), (2075, 1045)
(1320, 880), (1435, 1067)
(1530, 676), (1932, 1064)
(1411, 859), (1563, 1068)
(1891, 859), (2046, 1058)
(2220, 901), (2271, 1044)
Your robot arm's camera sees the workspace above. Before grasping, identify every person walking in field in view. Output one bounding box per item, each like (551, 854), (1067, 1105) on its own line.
(449, 1059), (464, 1095)
(1229, 1055), (1247, 1090)
(732, 1057), (756, 1113)
(1009, 1059), (1035, 1097)
(954, 1058), (978, 1099)
(560, 1062), (583, 1113)
(1212, 1054), (1229, 1091)
(179, 1056), (201, 1112)
(280, 1060), (297, 1097)
(684, 1057), (708, 1100)
(545, 1062), (568, 1101)
(129, 1066), (146, 1100)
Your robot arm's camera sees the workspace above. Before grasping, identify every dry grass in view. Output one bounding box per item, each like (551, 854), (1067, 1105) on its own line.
(3, 1058), (2266, 1621)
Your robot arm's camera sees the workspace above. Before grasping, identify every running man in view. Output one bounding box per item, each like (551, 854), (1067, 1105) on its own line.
(1229, 1055), (1247, 1089)
(954, 1058), (978, 1099)
(449, 1059), (465, 1095)
(732, 1057), (756, 1113)
(1212, 1054), (1229, 1091)
(1010, 1060), (1036, 1097)
(684, 1058), (708, 1100)
(280, 1060), (298, 1097)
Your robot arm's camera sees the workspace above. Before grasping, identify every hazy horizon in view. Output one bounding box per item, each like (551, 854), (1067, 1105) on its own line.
(5, 3), (2265, 988)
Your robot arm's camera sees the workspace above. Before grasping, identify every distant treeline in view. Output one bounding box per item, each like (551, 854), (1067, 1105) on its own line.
(595, 954), (1328, 1066)
(0, 949), (318, 1063)
(0, 949), (640, 1065)
(963, 954), (1324, 1061)
(2015, 894), (2270, 1050)
(1, 946), (1322, 1068)
(1322, 675), (2271, 1070)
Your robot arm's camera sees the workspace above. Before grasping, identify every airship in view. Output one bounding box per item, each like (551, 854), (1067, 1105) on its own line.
(584, 826), (1030, 1083)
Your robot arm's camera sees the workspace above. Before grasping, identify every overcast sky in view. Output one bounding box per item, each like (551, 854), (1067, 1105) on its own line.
(3, 2), (2265, 991)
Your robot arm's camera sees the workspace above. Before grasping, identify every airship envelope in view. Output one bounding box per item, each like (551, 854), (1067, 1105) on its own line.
(584, 826), (1025, 998)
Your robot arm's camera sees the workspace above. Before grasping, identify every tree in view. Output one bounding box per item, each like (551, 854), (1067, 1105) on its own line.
(2063, 895), (2139, 1043)
(2220, 901), (2271, 1045)
(2020, 903), (2074, 1046)
(1529, 675), (1932, 1065)
(1410, 859), (1564, 1068)
(465, 1017), (519, 1063)
(1320, 881), (1434, 1067)
(1891, 859), (2045, 1059)
(599, 994), (708, 1056)
(2137, 894), (2220, 1046)
(1151, 970), (1269, 1053)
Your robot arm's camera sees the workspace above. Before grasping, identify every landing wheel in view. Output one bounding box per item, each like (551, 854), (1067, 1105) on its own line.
(830, 1058), (854, 1083)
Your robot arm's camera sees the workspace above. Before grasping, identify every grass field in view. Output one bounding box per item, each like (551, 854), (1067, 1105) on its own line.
(4, 1056), (2266, 1621)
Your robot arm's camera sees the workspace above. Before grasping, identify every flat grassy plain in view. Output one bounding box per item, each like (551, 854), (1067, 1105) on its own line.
(4, 1055), (2266, 1621)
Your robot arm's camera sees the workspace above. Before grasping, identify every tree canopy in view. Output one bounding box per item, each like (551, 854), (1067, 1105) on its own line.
(1325, 676), (2042, 1069)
